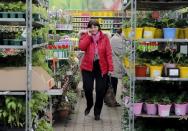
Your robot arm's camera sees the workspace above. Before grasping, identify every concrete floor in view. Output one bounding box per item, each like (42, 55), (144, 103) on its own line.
(54, 81), (123, 131)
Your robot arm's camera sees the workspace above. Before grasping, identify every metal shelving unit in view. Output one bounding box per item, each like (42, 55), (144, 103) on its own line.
(123, 0), (188, 131)
(135, 114), (188, 119)
(136, 77), (188, 81)
(0, 18), (46, 27)
(0, 0), (49, 130)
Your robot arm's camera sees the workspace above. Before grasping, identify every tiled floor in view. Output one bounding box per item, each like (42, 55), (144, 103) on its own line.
(54, 81), (122, 131)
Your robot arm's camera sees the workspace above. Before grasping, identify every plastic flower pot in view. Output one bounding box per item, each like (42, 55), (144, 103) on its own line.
(150, 65), (163, 77)
(9, 12), (16, 18)
(164, 63), (176, 76)
(178, 28), (185, 39)
(179, 67), (188, 78)
(16, 12), (25, 18)
(154, 28), (162, 38)
(163, 28), (176, 39)
(32, 38), (37, 45)
(158, 104), (171, 117)
(1, 12), (8, 18)
(33, 13), (40, 21)
(125, 28), (143, 40)
(143, 27), (156, 39)
(37, 37), (43, 44)
(146, 103), (157, 115)
(135, 65), (147, 77)
(133, 103), (143, 115)
(175, 103), (187, 116)
(185, 28), (188, 39)
(3, 39), (9, 45)
(10, 39), (22, 46)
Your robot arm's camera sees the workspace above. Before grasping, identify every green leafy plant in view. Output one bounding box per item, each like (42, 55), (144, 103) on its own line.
(161, 17), (176, 28)
(178, 54), (188, 66)
(175, 92), (187, 104)
(146, 95), (158, 104)
(0, 96), (25, 128)
(66, 90), (77, 105)
(32, 49), (52, 75)
(35, 119), (54, 131)
(175, 19), (188, 28)
(140, 17), (155, 27)
(29, 92), (49, 119)
(160, 96), (171, 104)
(165, 129), (176, 131)
(150, 57), (163, 66)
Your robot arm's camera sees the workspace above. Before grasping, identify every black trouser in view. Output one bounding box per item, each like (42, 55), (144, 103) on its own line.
(107, 76), (118, 96)
(82, 60), (107, 116)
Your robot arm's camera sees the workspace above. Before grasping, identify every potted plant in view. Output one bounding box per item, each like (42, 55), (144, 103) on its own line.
(133, 93), (143, 115)
(163, 51), (181, 77)
(184, 19), (188, 39)
(154, 20), (164, 38)
(149, 57), (163, 77)
(0, 96), (25, 130)
(174, 92), (187, 116)
(35, 118), (53, 131)
(145, 95), (158, 115)
(158, 96), (172, 117)
(11, 31), (22, 46)
(32, 30), (37, 45)
(36, 29), (43, 44)
(135, 57), (148, 77)
(140, 16), (156, 39)
(161, 17), (176, 39)
(57, 101), (71, 119)
(178, 55), (188, 78)
(175, 19), (187, 39)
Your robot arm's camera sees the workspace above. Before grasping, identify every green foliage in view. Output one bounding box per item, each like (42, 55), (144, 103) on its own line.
(160, 96), (171, 104)
(35, 119), (54, 131)
(150, 57), (163, 65)
(32, 4), (48, 20)
(0, 96), (25, 128)
(66, 90), (77, 105)
(175, 19), (188, 28)
(29, 92), (49, 119)
(161, 17), (176, 28)
(32, 49), (53, 75)
(0, 2), (25, 12)
(140, 17), (155, 27)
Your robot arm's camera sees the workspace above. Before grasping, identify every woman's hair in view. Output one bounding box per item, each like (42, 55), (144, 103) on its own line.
(87, 19), (101, 31)
(116, 28), (122, 35)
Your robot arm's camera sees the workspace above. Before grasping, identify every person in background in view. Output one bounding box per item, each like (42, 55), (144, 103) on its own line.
(107, 28), (125, 107)
(79, 20), (113, 120)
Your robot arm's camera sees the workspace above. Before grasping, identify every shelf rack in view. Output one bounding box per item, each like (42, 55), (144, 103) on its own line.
(123, 0), (188, 131)
(135, 114), (188, 119)
(0, 0), (49, 130)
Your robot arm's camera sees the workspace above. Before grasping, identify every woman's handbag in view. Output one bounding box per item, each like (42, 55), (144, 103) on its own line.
(104, 76), (117, 107)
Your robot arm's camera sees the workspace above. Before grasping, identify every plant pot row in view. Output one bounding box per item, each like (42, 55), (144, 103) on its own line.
(0, 12), (25, 18)
(134, 102), (188, 117)
(123, 27), (188, 40)
(0, 39), (22, 45)
(135, 64), (188, 78)
(32, 37), (44, 45)
(33, 13), (47, 23)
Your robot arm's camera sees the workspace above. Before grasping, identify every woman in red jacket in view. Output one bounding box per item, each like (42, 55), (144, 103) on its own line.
(79, 20), (113, 120)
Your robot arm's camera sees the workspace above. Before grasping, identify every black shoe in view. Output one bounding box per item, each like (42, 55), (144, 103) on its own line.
(85, 108), (91, 116)
(115, 102), (121, 107)
(94, 115), (100, 120)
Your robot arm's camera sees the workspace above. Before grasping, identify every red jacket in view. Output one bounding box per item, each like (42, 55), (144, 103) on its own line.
(79, 31), (113, 75)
